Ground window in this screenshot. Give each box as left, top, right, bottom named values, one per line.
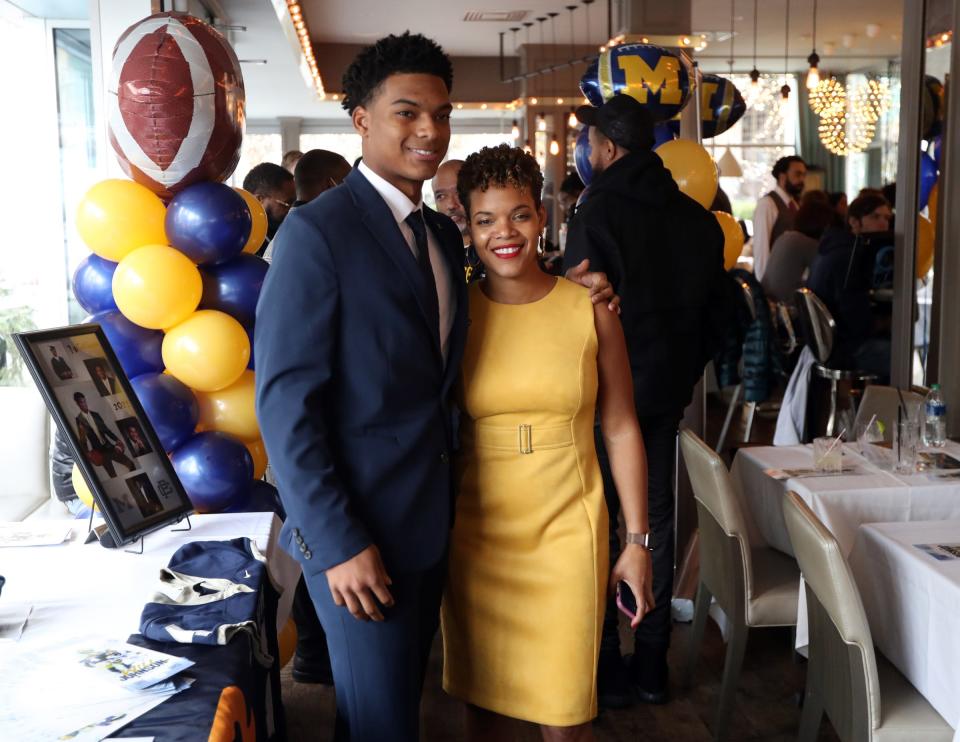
left=707, top=74, right=799, bottom=222
left=233, top=132, right=283, bottom=187
left=299, top=132, right=363, bottom=166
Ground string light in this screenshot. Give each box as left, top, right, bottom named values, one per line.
left=285, top=1, right=324, bottom=97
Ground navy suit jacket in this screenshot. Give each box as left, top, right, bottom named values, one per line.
left=255, top=167, right=469, bottom=577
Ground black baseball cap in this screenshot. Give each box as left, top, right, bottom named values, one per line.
left=576, top=94, right=655, bottom=152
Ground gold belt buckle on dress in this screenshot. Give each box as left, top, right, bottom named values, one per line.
left=518, top=424, right=533, bottom=454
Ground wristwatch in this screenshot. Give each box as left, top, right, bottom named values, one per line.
left=625, top=532, right=653, bottom=550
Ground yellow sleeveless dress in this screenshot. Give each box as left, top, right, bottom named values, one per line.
left=442, top=278, right=609, bottom=726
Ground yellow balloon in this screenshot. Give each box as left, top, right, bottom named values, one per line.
left=927, top=182, right=939, bottom=225
left=76, top=179, right=167, bottom=262
left=163, top=310, right=251, bottom=392
left=71, top=464, right=97, bottom=510
left=235, top=188, right=268, bottom=255
left=656, top=139, right=719, bottom=209
left=917, top=213, right=935, bottom=279
left=113, top=245, right=203, bottom=330
left=278, top=617, right=297, bottom=667
left=196, top=370, right=260, bottom=442
left=713, top=211, right=744, bottom=270
left=245, top=438, right=268, bottom=480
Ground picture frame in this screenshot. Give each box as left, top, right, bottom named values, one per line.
left=14, top=325, right=193, bottom=547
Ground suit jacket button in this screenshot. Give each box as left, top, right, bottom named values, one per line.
left=303, top=550, right=312, bottom=559
left=300, top=543, right=307, bottom=552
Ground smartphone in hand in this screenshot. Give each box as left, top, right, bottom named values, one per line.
left=616, top=581, right=637, bottom=621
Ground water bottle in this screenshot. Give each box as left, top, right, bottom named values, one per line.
left=924, top=384, right=947, bottom=447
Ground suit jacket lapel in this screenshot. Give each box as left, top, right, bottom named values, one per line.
left=345, top=170, right=442, bottom=365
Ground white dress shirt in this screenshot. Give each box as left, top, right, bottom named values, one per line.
left=358, top=161, right=455, bottom=362
left=751, top=184, right=797, bottom=281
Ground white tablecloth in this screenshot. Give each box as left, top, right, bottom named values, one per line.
left=849, top=521, right=960, bottom=739
left=729, top=443, right=960, bottom=647
left=0, top=512, right=300, bottom=644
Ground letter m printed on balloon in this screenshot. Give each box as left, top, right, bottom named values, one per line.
left=108, top=12, right=245, bottom=200
left=590, top=44, right=693, bottom=123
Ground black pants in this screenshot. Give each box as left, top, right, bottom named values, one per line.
left=598, top=412, right=680, bottom=679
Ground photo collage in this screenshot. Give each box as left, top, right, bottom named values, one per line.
left=31, top=333, right=180, bottom=530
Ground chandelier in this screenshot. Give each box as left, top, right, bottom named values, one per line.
left=811, top=76, right=891, bottom=156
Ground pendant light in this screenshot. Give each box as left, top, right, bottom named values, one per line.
left=749, top=0, right=760, bottom=86
left=781, top=0, right=791, bottom=99
left=537, top=113, right=548, bottom=131
left=549, top=138, right=561, bottom=156
left=511, top=120, right=521, bottom=139
left=567, top=4, right=579, bottom=128
left=718, top=1, right=743, bottom=178
left=806, top=0, right=820, bottom=89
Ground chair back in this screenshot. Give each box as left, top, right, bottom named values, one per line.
left=853, top=386, right=924, bottom=441
left=680, top=430, right=755, bottom=617
left=794, top=287, right=835, bottom=364
left=782, top=492, right=881, bottom=734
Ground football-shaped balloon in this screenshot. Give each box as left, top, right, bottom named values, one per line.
left=700, top=74, right=746, bottom=138
left=108, top=12, right=245, bottom=200
left=579, top=43, right=693, bottom=122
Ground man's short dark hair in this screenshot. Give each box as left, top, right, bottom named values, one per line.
left=560, top=172, right=584, bottom=196
left=73, top=392, right=85, bottom=402
left=341, top=32, right=453, bottom=114
left=242, top=162, right=293, bottom=198
left=294, top=149, right=351, bottom=198
left=772, top=155, right=805, bottom=178
left=848, top=193, right=889, bottom=223
left=457, top=144, right=544, bottom=216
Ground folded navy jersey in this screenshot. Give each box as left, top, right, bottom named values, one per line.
left=140, top=537, right=272, bottom=664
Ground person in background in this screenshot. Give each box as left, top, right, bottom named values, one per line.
left=432, top=159, right=483, bottom=282
left=557, top=172, right=585, bottom=225
left=293, top=149, right=352, bottom=207
left=282, top=149, right=303, bottom=174
left=806, top=192, right=893, bottom=380
left=882, top=182, right=896, bottom=211
left=242, top=163, right=296, bottom=256
left=51, top=428, right=84, bottom=516
left=828, top=190, right=848, bottom=222
left=564, top=94, right=727, bottom=708
left=751, top=155, right=807, bottom=281
left=762, top=192, right=839, bottom=303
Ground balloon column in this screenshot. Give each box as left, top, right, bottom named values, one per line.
left=71, top=12, right=275, bottom=514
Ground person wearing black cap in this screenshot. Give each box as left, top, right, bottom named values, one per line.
left=564, top=93, right=727, bottom=708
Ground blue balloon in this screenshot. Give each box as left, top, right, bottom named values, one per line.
left=165, top=182, right=252, bottom=265
left=919, top=152, right=938, bottom=211
left=130, top=373, right=199, bottom=451
left=86, top=310, right=163, bottom=377
left=574, top=128, right=593, bottom=186
left=72, top=255, right=118, bottom=314
left=200, top=254, right=269, bottom=327
left=700, top=74, right=746, bottom=138
left=172, top=432, right=254, bottom=513
left=579, top=43, right=693, bottom=122
left=653, top=123, right=675, bottom=149
left=223, top=480, right=286, bottom=519
left=245, top=326, right=255, bottom=370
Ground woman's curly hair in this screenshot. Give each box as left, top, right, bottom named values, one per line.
left=456, top=144, right=544, bottom=216
left=341, top=33, right=453, bottom=113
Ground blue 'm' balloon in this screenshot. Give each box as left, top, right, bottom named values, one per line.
left=86, top=310, right=163, bottom=378
left=574, top=128, right=593, bottom=186
left=130, top=373, right=199, bottom=451
left=701, top=74, right=746, bottom=138
left=919, top=152, right=938, bottom=211
left=171, top=432, right=254, bottom=513
left=200, top=254, right=269, bottom=327
left=72, top=255, right=118, bottom=314
left=223, top=480, right=285, bottom=519
left=579, top=43, right=693, bottom=122
left=165, top=182, right=252, bottom=266
left=653, top=123, right=675, bottom=149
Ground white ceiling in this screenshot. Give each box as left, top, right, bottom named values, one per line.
left=226, top=0, right=916, bottom=121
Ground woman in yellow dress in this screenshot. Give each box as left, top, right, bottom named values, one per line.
left=442, top=144, right=654, bottom=741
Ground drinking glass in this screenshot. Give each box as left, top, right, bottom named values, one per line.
left=894, top=419, right=920, bottom=474
left=813, top=436, right=843, bottom=473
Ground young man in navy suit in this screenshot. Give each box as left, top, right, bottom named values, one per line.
left=255, top=33, right=614, bottom=741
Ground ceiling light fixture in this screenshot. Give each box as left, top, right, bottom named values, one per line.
left=549, top=137, right=560, bottom=156
left=568, top=109, right=578, bottom=128
left=781, top=0, right=791, bottom=99
left=285, top=1, right=324, bottom=97
left=806, top=0, right=820, bottom=90
left=511, top=119, right=521, bottom=139
left=749, top=0, right=761, bottom=87
left=537, top=113, right=548, bottom=131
